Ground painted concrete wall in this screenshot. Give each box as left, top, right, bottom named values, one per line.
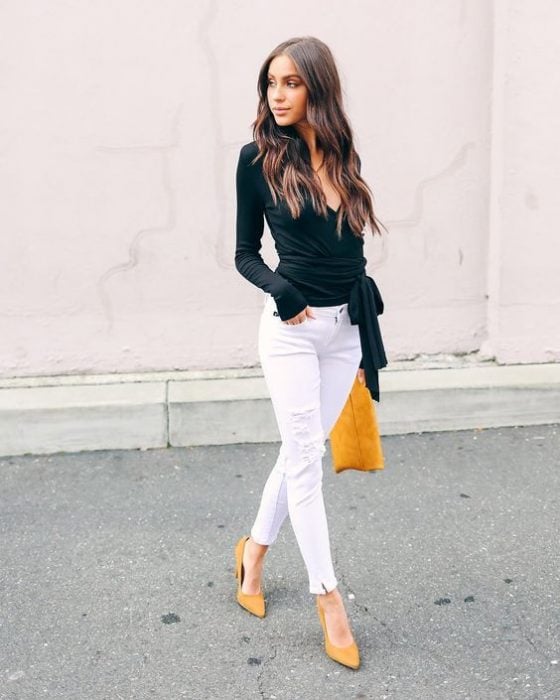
left=482, top=0, right=560, bottom=363
left=0, top=0, right=557, bottom=379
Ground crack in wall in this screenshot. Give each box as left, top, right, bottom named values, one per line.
left=380, top=142, right=475, bottom=270
left=95, top=105, right=182, bottom=332
left=196, top=0, right=232, bottom=272
left=386, top=142, right=475, bottom=231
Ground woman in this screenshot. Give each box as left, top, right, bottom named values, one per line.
left=233, top=36, right=387, bottom=670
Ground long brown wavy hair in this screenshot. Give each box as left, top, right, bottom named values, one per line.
left=250, top=36, right=387, bottom=239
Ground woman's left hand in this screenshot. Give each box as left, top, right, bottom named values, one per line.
left=357, top=368, right=365, bottom=385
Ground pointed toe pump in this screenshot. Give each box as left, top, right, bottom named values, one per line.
left=234, top=535, right=265, bottom=618
left=316, top=596, right=360, bottom=670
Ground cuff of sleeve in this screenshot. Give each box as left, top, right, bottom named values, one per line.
left=359, top=357, right=364, bottom=369
left=274, top=284, right=308, bottom=321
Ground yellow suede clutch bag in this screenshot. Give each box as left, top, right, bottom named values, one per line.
left=329, top=376, right=384, bottom=473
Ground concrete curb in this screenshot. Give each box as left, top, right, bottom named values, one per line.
left=1, top=361, right=559, bottom=457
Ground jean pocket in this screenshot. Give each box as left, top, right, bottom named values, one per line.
left=281, top=315, right=310, bottom=327
left=269, top=300, right=308, bottom=326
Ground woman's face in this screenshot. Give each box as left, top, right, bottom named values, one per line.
left=267, top=54, right=308, bottom=127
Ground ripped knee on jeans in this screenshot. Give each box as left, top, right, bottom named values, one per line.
left=289, top=403, right=326, bottom=467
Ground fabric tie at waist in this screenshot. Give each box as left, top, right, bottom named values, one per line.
left=347, top=272, right=388, bottom=402
left=276, top=255, right=388, bottom=402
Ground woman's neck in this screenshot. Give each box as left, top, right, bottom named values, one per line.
left=295, top=122, right=320, bottom=160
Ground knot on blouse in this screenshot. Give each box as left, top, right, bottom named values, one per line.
left=348, top=272, right=388, bottom=402
left=276, top=254, right=388, bottom=402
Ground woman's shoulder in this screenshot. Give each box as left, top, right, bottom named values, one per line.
left=239, top=140, right=261, bottom=164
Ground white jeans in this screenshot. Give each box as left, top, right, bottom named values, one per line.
left=250, top=293, right=362, bottom=594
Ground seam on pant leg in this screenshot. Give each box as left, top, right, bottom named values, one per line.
left=252, top=473, right=287, bottom=545
left=251, top=449, right=288, bottom=545
left=267, top=454, right=288, bottom=539
left=311, top=577, right=338, bottom=595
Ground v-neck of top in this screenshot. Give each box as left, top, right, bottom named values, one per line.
left=235, top=140, right=364, bottom=309
left=314, top=171, right=340, bottom=216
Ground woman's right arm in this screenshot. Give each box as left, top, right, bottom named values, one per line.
left=234, top=145, right=308, bottom=321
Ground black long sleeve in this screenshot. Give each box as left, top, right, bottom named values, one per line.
left=234, top=144, right=308, bottom=320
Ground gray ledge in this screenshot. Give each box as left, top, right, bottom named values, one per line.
left=0, top=361, right=559, bottom=457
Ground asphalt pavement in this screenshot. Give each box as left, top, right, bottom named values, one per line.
left=1, top=424, right=559, bottom=700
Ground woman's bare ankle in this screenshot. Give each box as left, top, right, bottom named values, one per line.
left=247, top=536, right=269, bottom=561
left=317, top=587, right=342, bottom=605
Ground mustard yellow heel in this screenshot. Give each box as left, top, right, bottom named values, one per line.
left=234, top=535, right=265, bottom=618
left=316, top=596, right=360, bottom=669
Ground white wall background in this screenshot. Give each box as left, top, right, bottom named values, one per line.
left=0, top=0, right=558, bottom=379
